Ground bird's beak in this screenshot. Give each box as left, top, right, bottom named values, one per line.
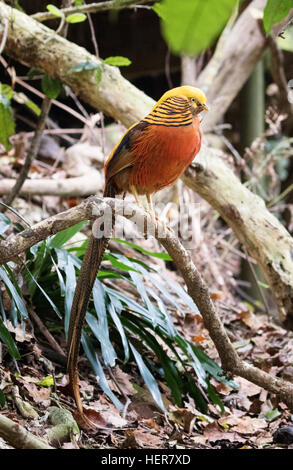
left=194, top=103, right=209, bottom=115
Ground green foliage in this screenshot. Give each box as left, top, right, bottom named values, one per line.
left=263, top=0, right=292, bottom=34
left=112, top=238, right=172, bottom=260
left=0, top=218, right=237, bottom=413
left=41, top=75, right=63, bottom=99
left=277, top=25, right=293, bottom=51
left=0, top=389, right=7, bottom=407
left=13, top=92, right=41, bottom=116
left=68, top=59, right=103, bottom=82
left=66, top=13, right=87, bottom=23
left=153, top=0, right=239, bottom=55
left=46, top=4, right=63, bottom=18
left=0, top=84, right=15, bottom=150
left=36, top=376, right=54, bottom=386
left=0, top=318, right=21, bottom=359
left=68, top=55, right=131, bottom=84
left=46, top=4, right=86, bottom=23
left=104, top=56, right=132, bottom=67
left=0, top=83, right=40, bottom=118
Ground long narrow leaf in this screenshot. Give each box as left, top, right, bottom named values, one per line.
left=49, top=221, right=88, bottom=249
left=112, top=238, right=172, bottom=260
left=107, top=300, right=129, bottom=362
left=129, top=342, right=166, bottom=413
left=122, top=314, right=183, bottom=406
left=0, top=319, right=20, bottom=359
left=0, top=267, right=28, bottom=318
left=91, top=281, right=116, bottom=367
left=24, top=266, right=61, bottom=318
left=81, top=332, right=123, bottom=410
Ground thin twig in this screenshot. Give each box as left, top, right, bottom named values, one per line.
left=0, top=0, right=74, bottom=211
left=29, top=307, right=66, bottom=358
left=1, top=97, right=52, bottom=210
left=243, top=246, right=271, bottom=316
left=165, top=47, right=173, bottom=89
left=32, top=0, right=154, bottom=22
left=0, top=54, right=88, bottom=125
left=86, top=6, right=99, bottom=57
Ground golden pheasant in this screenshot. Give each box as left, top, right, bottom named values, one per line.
left=67, top=86, right=208, bottom=425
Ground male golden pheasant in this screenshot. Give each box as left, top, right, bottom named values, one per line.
left=67, top=86, right=208, bottom=423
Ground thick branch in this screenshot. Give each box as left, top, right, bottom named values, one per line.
left=1, top=197, right=293, bottom=408
left=199, top=0, right=268, bottom=131
left=0, top=196, right=99, bottom=263
left=0, top=172, right=103, bottom=197
left=0, top=2, right=155, bottom=129
left=0, top=414, right=53, bottom=449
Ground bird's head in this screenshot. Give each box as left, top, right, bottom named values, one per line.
left=156, top=86, right=209, bottom=115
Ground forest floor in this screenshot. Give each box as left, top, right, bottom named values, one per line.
left=1, top=295, right=293, bottom=450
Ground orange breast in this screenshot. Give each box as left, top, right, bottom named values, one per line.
left=130, top=119, right=201, bottom=194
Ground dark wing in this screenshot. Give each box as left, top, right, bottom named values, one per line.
left=105, top=120, right=149, bottom=182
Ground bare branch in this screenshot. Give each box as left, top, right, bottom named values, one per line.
left=32, top=0, right=153, bottom=23
left=182, top=147, right=293, bottom=328
left=1, top=98, right=52, bottom=210
left=0, top=414, right=53, bottom=449
left=0, top=196, right=99, bottom=264
left=0, top=2, right=155, bottom=129
left=0, top=172, right=103, bottom=198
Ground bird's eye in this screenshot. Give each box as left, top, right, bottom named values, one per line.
left=191, top=98, right=195, bottom=102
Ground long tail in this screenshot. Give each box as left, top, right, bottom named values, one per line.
left=67, top=182, right=118, bottom=416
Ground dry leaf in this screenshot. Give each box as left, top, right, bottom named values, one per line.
left=210, top=291, right=223, bottom=301
left=6, top=320, right=32, bottom=343
left=203, top=422, right=245, bottom=444
left=109, top=366, right=136, bottom=396
left=122, top=430, right=163, bottom=449
left=219, top=415, right=267, bottom=435
left=235, top=377, right=262, bottom=397
left=141, top=418, right=160, bottom=432
left=87, top=399, right=128, bottom=429
left=21, top=381, right=51, bottom=406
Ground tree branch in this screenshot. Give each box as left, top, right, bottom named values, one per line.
left=182, top=147, right=293, bottom=328
left=0, top=172, right=103, bottom=198
left=0, top=196, right=99, bottom=264
left=1, top=98, right=52, bottom=210
left=32, top=0, right=152, bottom=23
left=0, top=413, right=53, bottom=449
left=0, top=2, right=155, bottom=129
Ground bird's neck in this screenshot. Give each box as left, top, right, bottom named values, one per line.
left=143, top=97, right=193, bottom=127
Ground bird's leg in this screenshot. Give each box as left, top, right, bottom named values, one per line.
left=147, top=194, right=173, bottom=233
left=130, top=185, right=144, bottom=210
left=146, top=193, right=156, bottom=221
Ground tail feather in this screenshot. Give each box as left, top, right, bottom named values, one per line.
left=67, top=182, right=118, bottom=417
